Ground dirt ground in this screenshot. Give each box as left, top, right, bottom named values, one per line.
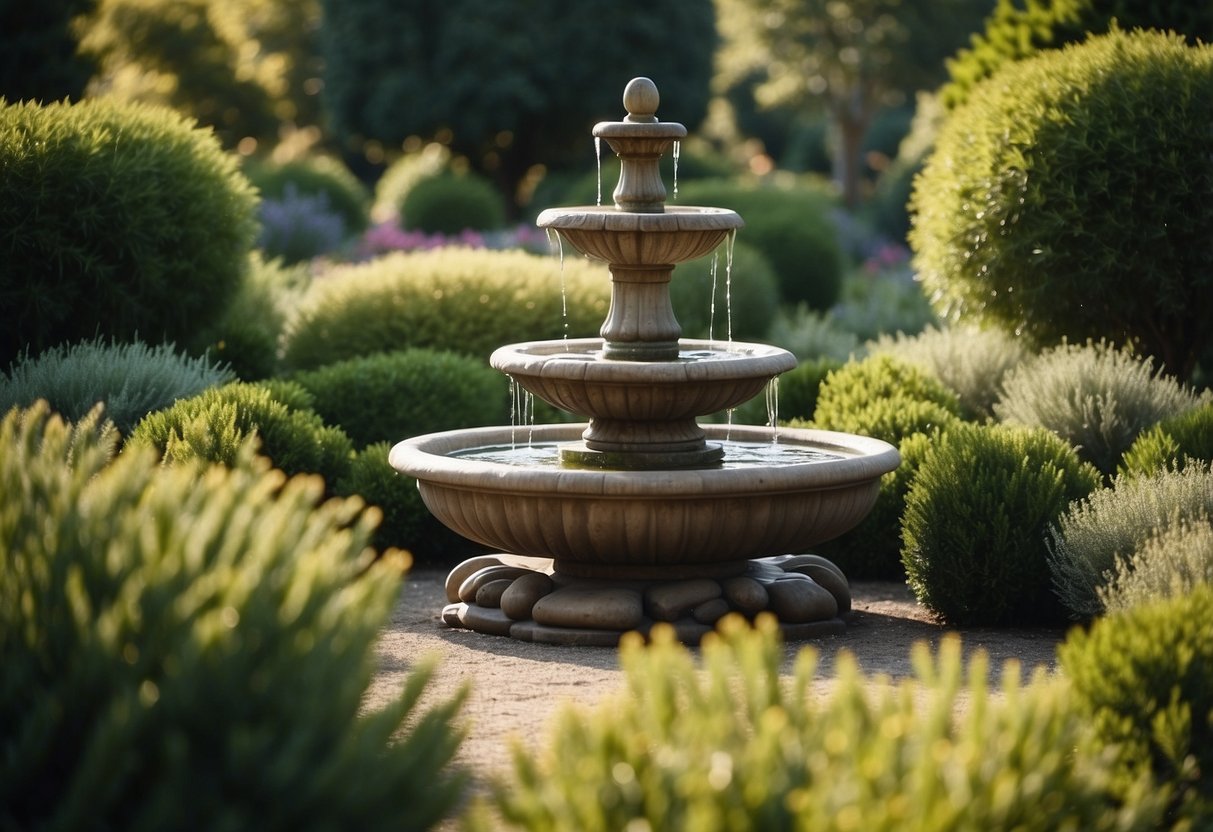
left=365, top=567, right=1070, bottom=796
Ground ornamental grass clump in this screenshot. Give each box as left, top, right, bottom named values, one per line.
left=1059, top=583, right=1213, bottom=827
left=476, top=616, right=1162, bottom=831
left=0, top=403, right=466, bottom=830
left=128, top=381, right=354, bottom=489
left=1098, top=519, right=1213, bottom=614
left=902, top=423, right=1102, bottom=626
left=280, top=248, right=610, bottom=370
left=292, top=348, right=508, bottom=449
left=868, top=325, right=1029, bottom=421
left=912, top=29, right=1213, bottom=381
left=0, top=337, right=234, bottom=436
left=994, top=340, right=1200, bottom=477
left=0, top=98, right=258, bottom=367
left=1048, top=462, right=1213, bottom=619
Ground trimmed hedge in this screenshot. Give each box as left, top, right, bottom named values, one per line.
left=402, top=171, right=506, bottom=234
left=280, top=248, right=610, bottom=370
left=0, top=402, right=466, bottom=830
left=0, top=98, right=258, bottom=367
left=292, top=349, right=508, bottom=449
left=677, top=178, right=846, bottom=310
left=912, top=29, right=1213, bottom=381
left=902, top=423, right=1102, bottom=626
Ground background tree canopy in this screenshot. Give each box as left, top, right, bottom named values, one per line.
left=320, top=0, right=717, bottom=210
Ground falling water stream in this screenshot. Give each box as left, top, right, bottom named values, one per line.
left=672, top=140, right=680, bottom=199
left=594, top=136, right=602, bottom=207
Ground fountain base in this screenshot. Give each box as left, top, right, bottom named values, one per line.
left=559, top=440, right=725, bottom=470
left=440, top=552, right=851, bottom=646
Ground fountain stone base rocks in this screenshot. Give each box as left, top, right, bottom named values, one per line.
left=390, top=78, right=899, bottom=645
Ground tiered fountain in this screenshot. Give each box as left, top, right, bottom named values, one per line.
left=390, top=78, right=899, bottom=645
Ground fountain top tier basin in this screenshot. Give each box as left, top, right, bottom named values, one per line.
left=389, top=423, right=900, bottom=579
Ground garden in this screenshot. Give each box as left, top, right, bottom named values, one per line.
left=3, top=0, right=1213, bottom=829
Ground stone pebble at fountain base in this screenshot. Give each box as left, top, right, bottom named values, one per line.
left=441, top=553, right=851, bottom=646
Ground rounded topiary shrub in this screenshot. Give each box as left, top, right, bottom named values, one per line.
left=677, top=178, right=845, bottom=310
left=911, top=29, right=1213, bottom=381
left=0, top=98, right=258, bottom=367
left=335, top=442, right=485, bottom=564
left=902, top=423, right=1102, bottom=626
left=280, top=249, right=610, bottom=371
left=243, top=154, right=370, bottom=234
left=0, top=337, right=234, bottom=436
left=994, top=341, right=1200, bottom=477
left=0, top=403, right=466, bottom=831
left=1120, top=400, right=1213, bottom=478
left=868, top=325, right=1029, bottom=421
left=292, top=349, right=508, bottom=449
left=1048, top=462, right=1213, bottom=620
left=1059, top=583, right=1213, bottom=825
left=670, top=239, right=779, bottom=341
left=812, top=354, right=963, bottom=433
left=128, top=381, right=354, bottom=489
left=402, top=171, right=506, bottom=234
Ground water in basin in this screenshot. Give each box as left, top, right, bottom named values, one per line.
left=451, top=439, right=846, bottom=469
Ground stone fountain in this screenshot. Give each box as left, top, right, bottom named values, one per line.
left=390, top=78, right=899, bottom=645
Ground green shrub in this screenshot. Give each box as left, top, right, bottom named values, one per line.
left=0, top=98, right=258, bottom=368
left=1099, top=519, right=1213, bottom=614
left=812, top=354, right=962, bottom=433
left=0, top=337, right=234, bottom=437
left=670, top=239, right=779, bottom=341
left=903, top=423, right=1102, bottom=626
left=280, top=248, right=609, bottom=370
left=402, top=171, right=506, bottom=234
left=828, top=266, right=937, bottom=345
left=0, top=402, right=466, bottom=830
left=293, top=349, right=508, bottom=449
left=912, top=30, right=1213, bottom=381
left=1120, top=401, right=1213, bottom=478
left=994, top=341, right=1199, bottom=477
left=189, top=252, right=310, bottom=381
left=677, top=179, right=845, bottom=310
left=869, top=325, right=1029, bottom=421
left=1048, top=463, right=1213, bottom=619
left=128, top=381, right=354, bottom=489
left=243, top=154, right=370, bottom=234
left=766, top=304, right=861, bottom=363
left=335, top=442, right=484, bottom=563
left=476, top=617, right=1161, bottom=831
left=1059, top=583, right=1213, bottom=825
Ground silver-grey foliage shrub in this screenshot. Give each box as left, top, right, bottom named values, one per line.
left=1098, top=518, right=1213, bottom=614
left=1048, top=462, right=1213, bottom=618
left=869, top=325, right=1028, bottom=420
left=0, top=337, right=234, bottom=436
left=994, top=340, right=1200, bottom=476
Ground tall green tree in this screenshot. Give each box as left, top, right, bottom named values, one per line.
left=75, top=0, right=323, bottom=149
left=718, top=0, right=992, bottom=208
left=320, top=0, right=717, bottom=212
left=941, top=0, right=1213, bottom=110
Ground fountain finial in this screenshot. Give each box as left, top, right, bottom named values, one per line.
left=623, top=77, right=659, bottom=123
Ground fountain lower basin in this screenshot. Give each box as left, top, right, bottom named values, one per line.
left=389, top=422, right=899, bottom=580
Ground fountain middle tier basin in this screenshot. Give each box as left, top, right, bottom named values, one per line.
left=389, top=423, right=900, bottom=579
left=491, top=338, right=796, bottom=421
left=537, top=205, right=743, bottom=265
